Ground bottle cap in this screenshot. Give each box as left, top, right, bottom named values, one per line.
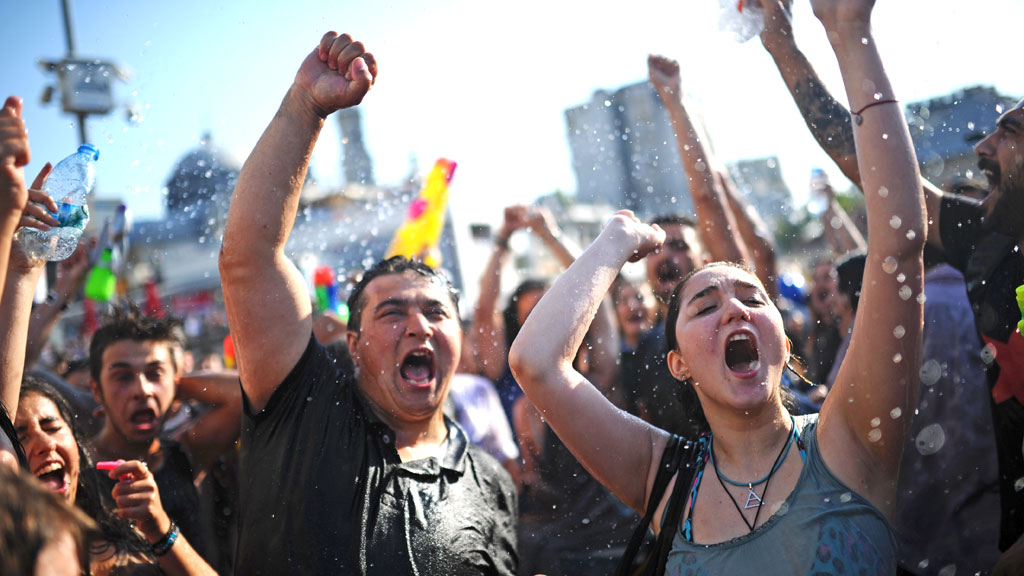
left=78, top=143, right=100, bottom=161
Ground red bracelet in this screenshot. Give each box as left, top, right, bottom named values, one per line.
left=851, top=99, right=898, bottom=125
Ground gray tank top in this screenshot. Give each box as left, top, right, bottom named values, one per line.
left=665, top=415, right=896, bottom=575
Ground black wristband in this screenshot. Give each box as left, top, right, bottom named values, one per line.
left=150, top=521, right=179, bottom=557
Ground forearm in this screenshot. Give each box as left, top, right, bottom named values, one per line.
left=222, top=85, right=323, bottom=264
left=24, top=294, right=65, bottom=369
left=823, top=198, right=866, bottom=255
left=511, top=231, right=629, bottom=389
left=660, top=97, right=746, bottom=264
left=722, top=176, right=777, bottom=297
left=472, top=244, right=510, bottom=381
left=831, top=28, right=924, bottom=257
left=764, top=36, right=861, bottom=185
left=0, top=264, right=43, bottom=413
left=587, top=296, right=625, bottom=408
left=536, top=225, right=576, bottom=269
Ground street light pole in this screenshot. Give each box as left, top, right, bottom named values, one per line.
left=60, top=0, right=89, bottom=145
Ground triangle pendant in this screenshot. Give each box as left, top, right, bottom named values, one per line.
left=744, top=485, right=763, bottom=509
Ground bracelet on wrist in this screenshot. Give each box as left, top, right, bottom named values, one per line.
left=494, top=236, right=509, bottom=251
left=149, top=521, right=179, bottom=557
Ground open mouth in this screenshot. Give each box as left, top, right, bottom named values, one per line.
left=725, top=333, right=760, bottom=375
left=129, top=408, right=158, bottom=431
left=35, top=462, right=68, bottom=493
left=400, top=349, right=436, bottom=387
left=657, top=261, right=682, bottom=285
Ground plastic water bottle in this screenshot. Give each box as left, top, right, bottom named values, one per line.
left=17, top=144, right=99, bottom=261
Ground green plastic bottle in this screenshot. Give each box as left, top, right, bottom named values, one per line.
left=1016, top=285, right=1024, bottom=338
left=85, top=248, right=117, bottom=302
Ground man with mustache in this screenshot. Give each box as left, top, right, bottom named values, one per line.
left=758, top=0, right=1024, bottom=565
left=219, top=31, right=517, bottom=574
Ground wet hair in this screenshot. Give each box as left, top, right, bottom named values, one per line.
left=502, top=279, right=549, bottom=347
left=0, top=464, right=98, bottom=575
left=0, top=401, right=29, bottom=470
left=835, top=252, right=867, bottom=313
left=346, top=256, right=460, bottom=336
left=89, top=301, right=186, bottom=385
left=18, top=376, right=153, bottom=564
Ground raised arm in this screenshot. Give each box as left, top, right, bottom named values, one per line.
left=0, top=97, right=31, bottom=305
left=648, top=56, right=748, bottom=265
left=219, top=32, right=376, bottom=412
left=471, top=205, right=577, bottom=382
left=509, top=211, right=669, bottom=515
left=811, top=0, right=926, bottom=516
left=172, top=370, right=242, bottom=475
left=0, top=162, right=54, bottom=416
left=24, top=238, right=90, bottom=368
left=820, top=185, right=867, bottom=256
left=759, top=0, right=947, bottom=251
left=718, top=172, right=779, bottom=300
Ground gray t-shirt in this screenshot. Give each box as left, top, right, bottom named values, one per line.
left=665, top=415, right=896, bottom=575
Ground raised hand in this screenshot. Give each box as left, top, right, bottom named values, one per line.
left=647, top=55, right=682, bottom=99
left=294, top=31, right=378, bottom=118
left=107, top=460, right=172, bottom=543
left=18, top=164, right=58, bottom=232
left=602, top=210, right=666, bottom=263
left=0, top=96, right=30, bottom=220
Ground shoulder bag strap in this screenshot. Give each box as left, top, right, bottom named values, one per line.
left=613, top=435, right=684, bottom=576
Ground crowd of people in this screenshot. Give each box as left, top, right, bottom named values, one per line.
left=1, top=0, right=1023, bottom=574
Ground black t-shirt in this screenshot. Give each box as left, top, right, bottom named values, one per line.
left=233, top=334, right=518, bottom=575
left=940, top=195, right=1024, bottom=550
left=627, top=322, right=704, bottom=438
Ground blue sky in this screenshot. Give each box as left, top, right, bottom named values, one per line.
left=3, top=0, right=1023, bottom=230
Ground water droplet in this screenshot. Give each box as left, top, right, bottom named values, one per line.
left=882, top=133, right=889, bottom=140
left=981, top=343, right=997, bottom=365
left=915, top=423, right=946, bottom=455
left=882, top=256, right=898, bottom=274
left=870, top=417, right=881, bottom=427
left=839, top=492, right=852, bottom=503
left=893, top=353, right=902, bottom=363
left=1015, top=477, right=1024, bottom=492
left=893, top=325, right=905, bottom=339
left=890, top=216, right=902, bottom=229
left=861, top=37, right=869, bottom=45
left=937, top=565, right=956, bottom=576
left=906, top=229, right=917, bottom=240
left=917, top=293, right=927, bottom=304
left=920, top=359, right=942, bottom=386
left=868, top=428, right=882, bottom=442
left=899, top=286, right=912, bottom=300
left=830, top=216, right=843, bottom=230
left=896, top=273, right=906, bottom=283
left=890, top=407, right=902, bottom=419
left=873, top=92, right=883, bottom=100
left=877, top=186, right=889, bottom=198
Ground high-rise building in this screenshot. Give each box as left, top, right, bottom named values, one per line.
left=565, top=82, right=692, bottom=219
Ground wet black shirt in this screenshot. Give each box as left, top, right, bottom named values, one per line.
left=940, top=195, right=1024, bottom=550
left=233, top=334, right=518, bottom=575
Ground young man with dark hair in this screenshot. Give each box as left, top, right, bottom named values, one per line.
left=219, top=31, right=517, bottom=574
left=87, top=302, right=242, bottom=561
